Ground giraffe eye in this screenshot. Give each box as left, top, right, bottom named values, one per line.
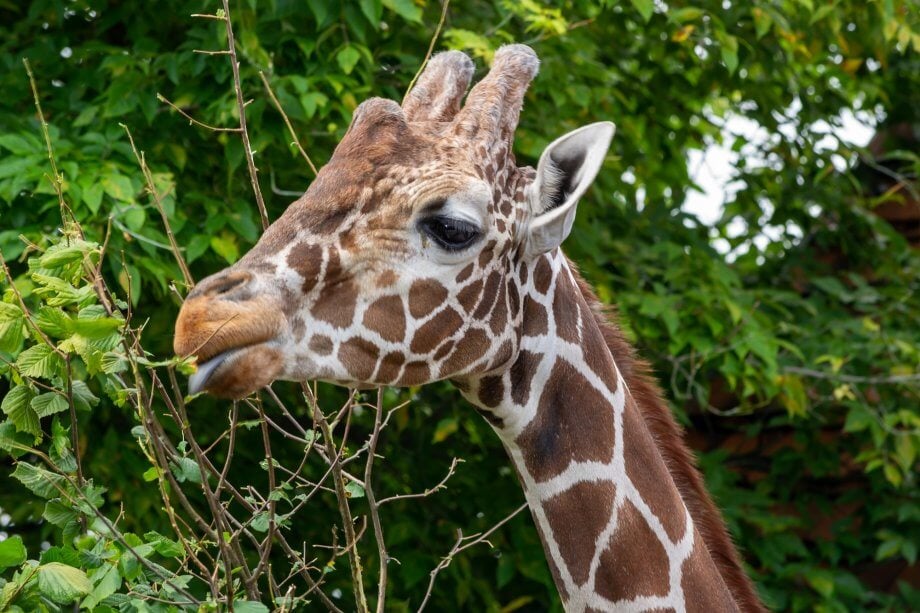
left=418, top=216, right=481, bottom=251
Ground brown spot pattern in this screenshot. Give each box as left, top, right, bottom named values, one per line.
left=410, top=307, right=462, bottom=354
left=309, top=335, right=334, bottom=356
left=363, top=295, right=406, bottom=343
left=338, top=337, right=380, bottom=381
left=477, top=375, right=504, bottom=408
left=312, top=280, right=359, bottom=328
left=522, top=296, right=548, bottom=336
left=509, top=350, right=540, bottom=406
left=376, top=351, right=404, bottom=383
left=441, top=328, right=489, bottom=374
left=533, top=256, right=553, bottom=294
left=287, top=243, right=323, bottom=293
left=544, top=480, right=616, bottom=585
left=408, top=278, right=449, bottom=319
left=516, top=359, right=615, bottom=482
left=594, top=500, right=670, bottom=602
left=623, top=398, right=687, bottom=543
left=457, top=279, right=484, bottom=313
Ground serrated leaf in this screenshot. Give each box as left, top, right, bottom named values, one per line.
left=170, top=457, right=201, bottom=484
left=35, top=307, right=73, bottom=338
left=0, top=302, right=25, bottom=353
left=43, top=500, right=78, bottom=527
left=70, top=380, right=99, bottom=411
left=40, top=546, right=82, bottom=567
left=37, top=562, right=92, bottom=604
left=13, top=462, right=66, bottom=499
left=0, top=420, right=34, bottom=458
left=16, top=343, right=64, bottom=379
left=81, top=563, right=121, bottom=609
left=31, top=392, right=69, bottom=418
left=2, top=385, right=40, bottom=438
left=0, top=535, right=27, bottom=570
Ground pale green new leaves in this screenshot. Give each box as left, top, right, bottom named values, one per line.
left=37, top=562, right=92, bottom=604
left=16, top=343, right=63, bottom=379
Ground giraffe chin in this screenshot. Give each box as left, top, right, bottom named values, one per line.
left=188, top=343, right=284, bottom=399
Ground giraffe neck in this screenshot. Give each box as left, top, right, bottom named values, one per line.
left=462, top=251, right=738, bottom=612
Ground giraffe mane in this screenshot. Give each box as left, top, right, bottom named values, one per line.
left=566, top=257, right=766, bottom=612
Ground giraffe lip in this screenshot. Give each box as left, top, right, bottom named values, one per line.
left=188, top=349, right=238, bottom=395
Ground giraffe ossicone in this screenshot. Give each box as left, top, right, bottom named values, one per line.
left=173, top=44, right=764, bottom=612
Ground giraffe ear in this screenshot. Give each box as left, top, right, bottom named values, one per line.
left=524, top=122, right=615, bottom=258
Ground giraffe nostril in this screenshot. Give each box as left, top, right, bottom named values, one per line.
left=193, top=270, right=253, bottom=300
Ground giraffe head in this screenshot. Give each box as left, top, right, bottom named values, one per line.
left=173, top=45, right=613, bottom=398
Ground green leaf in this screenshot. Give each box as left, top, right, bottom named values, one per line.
left=336, top=45, right=362, bottom=75
left=0, top=302, right=25, bottom=353
left=170, top=456, right=202, bottom=484
left=344, top=481, right=365, bottom=499
left=70, top=381, right=99, bottom=411
left=31, top=392, right=69, bottom=418
left=83, top=182, right=104, bottom=214
left=251, top=511, right=270, bottom=533
left=37, top=562, right=92, bottom=604
left=233, top=601, right=270, bottom=613
left=432, top=417, right=458, bottom=443
left=12, top=462, right=66, bottom=499
left=0, top=134, right=38, bottom=155
left=630, top=0, right=654, bottom=22
left=721, top=35, right=739, bottom=74
left=81, top=563, right=121, bottom=610
left=43, top=500, right=79, bottom=528
left=359, top=0, right=383, bottom=26
left=16, top=343, right=64, bottom=379
left=35, top=307, right=73, bottom=338
left=210, top=233, right=239, bottom=264
left=383, top=0, right=422, bottom=23
left=2, top=385, right=40, bottom=438
left=0, top=420, right=34, bottom=458
left=0, top=535, right=27, bottom=570
left=669, top=7, right=704, bottom=22
left=101, top=174, right=135, bottom=202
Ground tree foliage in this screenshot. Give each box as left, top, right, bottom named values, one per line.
left=0, top=0, right=918, bottom=611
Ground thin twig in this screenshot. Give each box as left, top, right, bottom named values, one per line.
left=417, top=503, right=528, bottom=612
left=403, top=0, right=451, bottom=100
left=259, top=71, right=318, bottom=175
left=121, top=123, right=195, bottom=288
left=221, top=0, right=270, bottom=230
left=157, top=93, right=243, bottom=132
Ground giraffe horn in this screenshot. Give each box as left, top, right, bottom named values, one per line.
left=452, top=44, right=539, bottom=148
left=402, top=50, right=475, bottom=123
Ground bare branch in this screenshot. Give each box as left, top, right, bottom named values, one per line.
left=157, top=93, right=242, bottom=132
left=417, top=503, right=529, bottom=612
left=259, top=71, right=319, bottom=175
left=220, top=0, right=270, bottom=230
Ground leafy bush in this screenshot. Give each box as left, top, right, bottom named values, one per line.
left=1, top=0, right=918, bottom=611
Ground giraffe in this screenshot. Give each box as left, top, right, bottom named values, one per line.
left=173, top=45, right=765, bottom=612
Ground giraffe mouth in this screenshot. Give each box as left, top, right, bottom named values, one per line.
left=188, top=349, right=239, bottom=395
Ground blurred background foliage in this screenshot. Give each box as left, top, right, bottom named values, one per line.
left=1, top=0, right=919, bottom=610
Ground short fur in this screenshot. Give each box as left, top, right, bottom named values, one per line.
left=568, top=260, right=766, bottom=612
